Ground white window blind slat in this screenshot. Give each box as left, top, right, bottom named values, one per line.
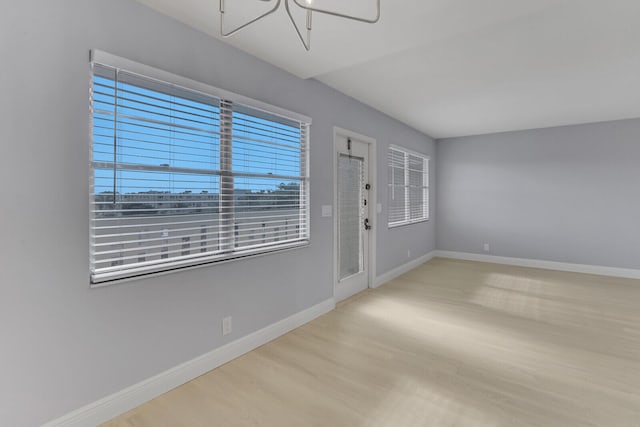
left=90, top=59, right=310, bottom=285
left=387, top=146, right=429, bottom=228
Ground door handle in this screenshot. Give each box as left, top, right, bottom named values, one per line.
left=364, top=218, right=372, bottom=231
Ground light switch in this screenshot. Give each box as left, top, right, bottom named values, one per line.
left=322, top=205, right=333, bottom=217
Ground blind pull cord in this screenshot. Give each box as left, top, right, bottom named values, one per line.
left=112, top=69, right=119, bottom=205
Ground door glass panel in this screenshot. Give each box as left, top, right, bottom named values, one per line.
left=338, top=154, right=364, bottom=280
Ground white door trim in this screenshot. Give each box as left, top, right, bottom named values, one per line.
left=333, top=127, right=377, bottom=302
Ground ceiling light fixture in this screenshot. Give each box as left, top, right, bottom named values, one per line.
left=219, top=0, right=380, bottom=51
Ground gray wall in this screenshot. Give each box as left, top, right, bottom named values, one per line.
left=0, top=1, right=435, bottom=425
left=437, top=118, right=640, bottom=270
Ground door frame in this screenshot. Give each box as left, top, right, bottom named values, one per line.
left=333, top=127, right=377, bottom=302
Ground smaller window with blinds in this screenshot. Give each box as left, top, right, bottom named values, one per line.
left=90, top=51, right=310, bottom=285
left=387, top=145, right=429, bottom=228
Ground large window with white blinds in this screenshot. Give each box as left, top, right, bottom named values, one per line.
left=387, top=145, right=429, bottom=228
left=90, top=51, right=310, bottom=285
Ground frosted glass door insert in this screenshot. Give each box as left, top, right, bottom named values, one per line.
left=338, top=154, right=364, bottom=280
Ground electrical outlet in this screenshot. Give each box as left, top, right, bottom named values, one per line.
left=222, top=316, right=232, bottom=336
left=483, top=243, right=490, bottom=252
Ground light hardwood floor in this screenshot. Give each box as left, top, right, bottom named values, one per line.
left=103, top=258, right=640, bottom=426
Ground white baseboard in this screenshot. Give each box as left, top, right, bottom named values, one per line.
left=43, top=298, right=336, bottom=427
left=373, top=251, right=436, bottom=288
left=435, top=250, right=640, bottom=280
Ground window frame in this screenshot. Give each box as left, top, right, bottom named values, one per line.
left=387, top=144, right=429, bottom=228
left=89, top=50, right=311, bottom=286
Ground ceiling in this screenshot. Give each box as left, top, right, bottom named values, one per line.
left=137, top=0, right=640, bottom=138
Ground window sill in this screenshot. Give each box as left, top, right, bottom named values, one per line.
left=388, top=218, right=430, bottom=229
left=90, top=241, right=310, bottom=288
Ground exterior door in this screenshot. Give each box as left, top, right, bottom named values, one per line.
left=335, top=134, right=371, bottom=302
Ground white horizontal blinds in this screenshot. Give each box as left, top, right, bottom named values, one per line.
left=91, top=65, right=223, bottom=282
left=230, top=105, right=309, bottom=250
left=218, top=100, right=235, bottom=254
left=387, top=147, right=429, bottom=227
left=388, top=148, right=407, bottom=225
left=90, top=60, right=310, bottom=284
left=407, top=154, right=428, bottom=221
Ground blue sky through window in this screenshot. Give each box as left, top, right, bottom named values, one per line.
left=92, top=74, right=302, bottom=197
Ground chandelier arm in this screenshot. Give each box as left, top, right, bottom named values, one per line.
left=291, top=0, right=380, bottom=24
left=285, top=0, right=311, bottom=51
left=220, top=0, right=282, bottom=37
